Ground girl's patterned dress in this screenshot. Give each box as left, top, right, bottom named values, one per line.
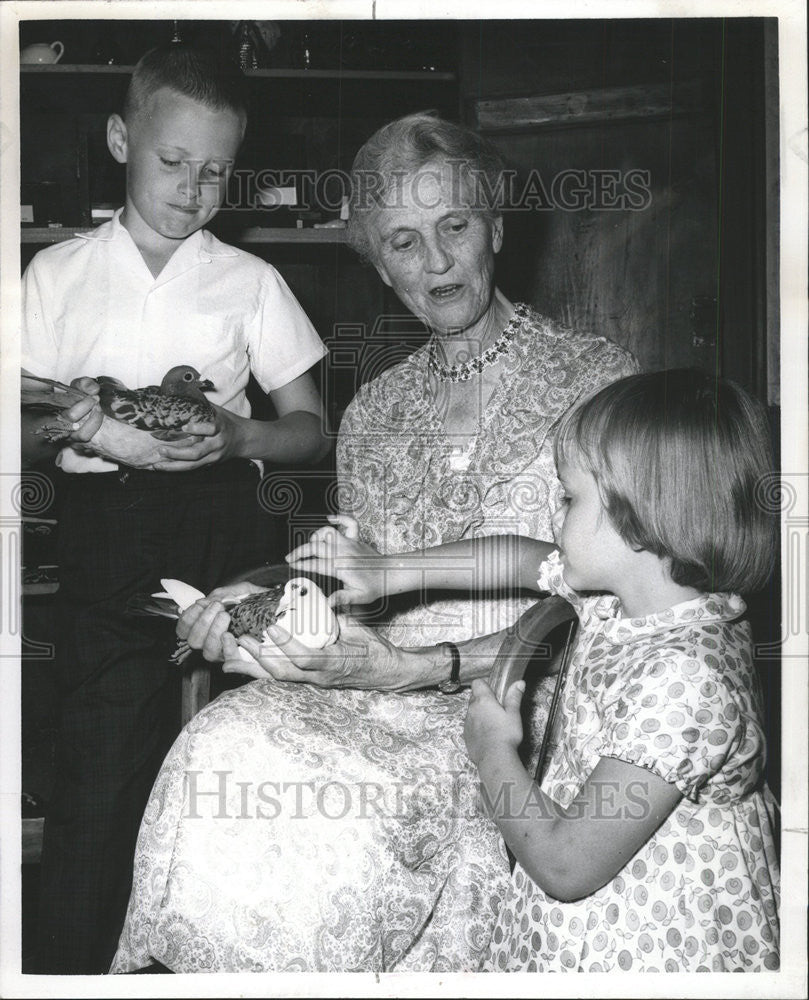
left=484, top=552, right=780, bottom=972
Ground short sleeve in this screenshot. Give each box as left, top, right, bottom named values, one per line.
left=537, top=550, right=577, bottom=600
left=246, top=265, right=327, bottom=392
left=21, top=253, right=59, bottom=377
left=575, top=336, right=641, bottom=397
left=593, top=649, right=761, bottom=802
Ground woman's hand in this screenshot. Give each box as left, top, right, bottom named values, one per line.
left=464, top=678, right=525, bottom=766
left=152, top=403, right=240, bottom=471
left=176, top=583, right=268, bottom=662
left=286, top=516, right=387, bottom=608
left=235, top=615, right=407, bottom=690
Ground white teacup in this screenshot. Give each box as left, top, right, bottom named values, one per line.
left=20, top=41, right=64, bottom=65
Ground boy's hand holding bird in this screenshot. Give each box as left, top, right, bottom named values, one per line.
left=150, top=404, right=242, bottom=471
left=21, top=365, right=219, bottom=470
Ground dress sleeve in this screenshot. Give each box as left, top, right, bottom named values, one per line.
left=593, top=648, right=759, bottom=802
left=575, top=336, right=641, bottom=397
left=21, top=253, right=59, bottom=377
left=537, top=550, right=588, bottom=613
left=246, top=265, right=327, bottom=392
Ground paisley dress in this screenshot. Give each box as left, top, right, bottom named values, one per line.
left=484, top=553, right=780, bottom=972
left=111, top=307, right=637, bottom=973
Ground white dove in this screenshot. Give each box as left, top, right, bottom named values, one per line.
left=155, top=576, right=339, bottom=666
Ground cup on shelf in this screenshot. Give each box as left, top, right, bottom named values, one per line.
left=20, top=41, right=64, bottom=65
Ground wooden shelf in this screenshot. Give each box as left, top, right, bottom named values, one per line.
left=21, top=63, right=133, bottom=74
left=20, top=64, right=455, bottom=82
left=237, top=226, right=347, bottom=243
left=22, top=227, right=348, bottom=245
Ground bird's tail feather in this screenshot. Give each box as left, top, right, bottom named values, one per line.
left=126, top=593, right=181, bottom=620
left=126, top=594, right=195, bottom=664
left=21, top=374, right=89, bottom=411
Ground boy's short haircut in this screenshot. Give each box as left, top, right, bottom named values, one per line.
left=554, top=368, right=777, bottom=594
left=124, top=42, right=248, bottom=128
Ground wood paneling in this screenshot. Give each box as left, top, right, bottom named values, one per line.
left=462, top=18, right=775, bottom=403
left=491, top=112, right=719, bottom=376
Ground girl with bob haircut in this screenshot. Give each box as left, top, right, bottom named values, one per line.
left=299, top=368, right=780, bottom=972
left=552, top=367, right=776, bottom=594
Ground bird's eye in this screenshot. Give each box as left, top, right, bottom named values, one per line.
left=299, top=586, right=308, bottom=596
left=183, top=372, right=194, bottom=382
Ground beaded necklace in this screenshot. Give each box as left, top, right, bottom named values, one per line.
left=427, top=302, right=528, bottom=383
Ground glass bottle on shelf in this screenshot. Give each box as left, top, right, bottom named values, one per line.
left=238, top=22, right=258, bottom=71
left=299, top=29, right=312, bottom=70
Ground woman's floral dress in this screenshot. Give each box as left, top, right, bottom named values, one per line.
left=484, top=552, right=780, bottom=972
left=110, top=308, right=637, bottom=973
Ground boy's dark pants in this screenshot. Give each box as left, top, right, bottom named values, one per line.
left=37, top=461, right=278, bottom=974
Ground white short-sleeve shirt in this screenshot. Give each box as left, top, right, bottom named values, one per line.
left=22, top=209, right=327, bottom=471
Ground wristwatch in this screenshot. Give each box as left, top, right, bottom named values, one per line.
left=437, top=641, right=463, bottom=694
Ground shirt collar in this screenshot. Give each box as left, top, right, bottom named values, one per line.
left=587, top=589, right=747, bottom=643
left=75, top=208, right=238, bottom=261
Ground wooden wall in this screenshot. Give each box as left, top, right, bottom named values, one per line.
left=458, top=18, right=777, bottom=403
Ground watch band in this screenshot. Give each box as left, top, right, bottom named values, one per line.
left=437, top=641, right=462, bottom=694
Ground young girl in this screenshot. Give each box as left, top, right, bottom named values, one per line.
left=286, top=369, right=780, bottom=973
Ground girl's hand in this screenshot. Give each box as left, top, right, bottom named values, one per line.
left=285, top=516, right=386, bottom=608
left=235, top=615, right=407, bottom=690
left=206, top=581, right=268, bottom=604
left=464, top=678, right=525, bottom=765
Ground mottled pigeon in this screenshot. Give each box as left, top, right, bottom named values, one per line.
left=21, top=365, right=215, bottom=442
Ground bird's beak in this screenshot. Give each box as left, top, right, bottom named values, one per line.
left=198, top=378, right=215, bottom=392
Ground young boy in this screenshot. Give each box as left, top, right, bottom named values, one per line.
left=21, top=43, right=329, bottom=974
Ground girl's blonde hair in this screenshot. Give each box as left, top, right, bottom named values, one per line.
left=554, top=369, right=776, bottom=593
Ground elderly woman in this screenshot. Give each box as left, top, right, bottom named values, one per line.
left=111, top=113, right=636, bottom=973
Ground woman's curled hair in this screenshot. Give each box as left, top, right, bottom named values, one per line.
left=346, top=111, right=506, bottom=263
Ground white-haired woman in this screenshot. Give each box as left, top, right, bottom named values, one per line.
left=112, top=113, right=637, bottom=973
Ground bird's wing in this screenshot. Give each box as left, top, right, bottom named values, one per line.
left=100, top=385, right=211, bottom=435
left=160, top=579, right=206, bottom=612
